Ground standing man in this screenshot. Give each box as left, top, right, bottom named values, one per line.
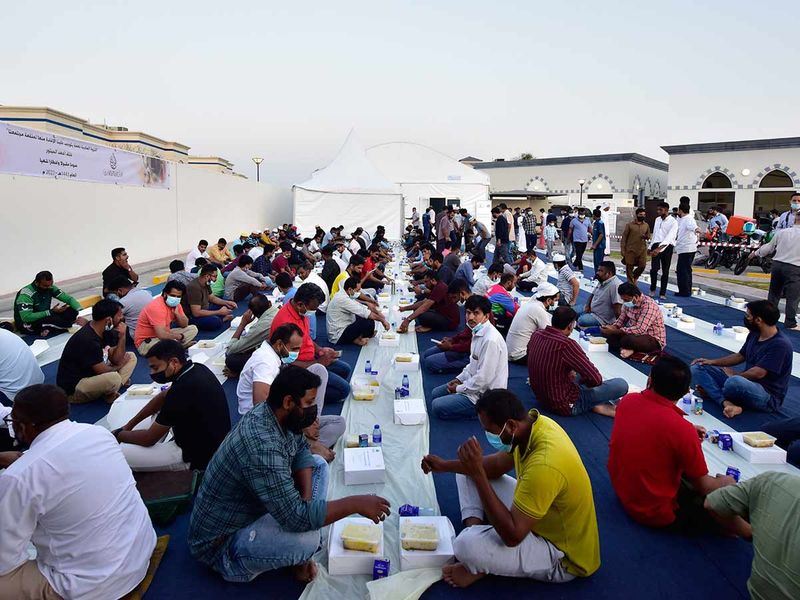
left=774, top=192, right=799, bottom=230
left=649, top=202, right=677, bottom=300
left=422, top=206, right=432, bottom=241
left=408, top=207, right=420, bottom=229
left=427, top=206, right=437, bottom=241
left=755, top=201, right=800, bottom=330
left=707, top=206, right=729, bottom=239
left=502, top=204, right=516, bottom=252
left=472, top=217, right=491, bottom=259
left=561, top=208, right=575, bottom=266
left=621, top=207, right=651, bottom=284
left=102, top=247, right=139, bottom=293
left=590, top=209, right=606, bottom=271
left=675, top=201, right=699, bottom=297
left=436, top=206, right=453, bottom=253
left=522, top=208, right=537, bottom=253
left=14, top=271, right=83, bottom=336
left=568, top=210, right=591, bottom=272
left=491, top=207, right=511, bottom=265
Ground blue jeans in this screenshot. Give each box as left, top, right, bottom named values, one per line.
left=190, top=314, right=225, bottom=331
left=431, top=383, right=476, bottom=420
left=422, top=346, right=470, bottom=374
left=212, top=455, right=328, bottom=582
left=572, top=377, right=629, bottom=415
left=593, top=247, right=605, bottom=271
left=690, top=365, right=775, bottom=411
left=325, top=359, right=352, bottom=403
left=574, top=304, right=602, bottom=328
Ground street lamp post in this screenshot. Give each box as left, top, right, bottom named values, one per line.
left=578, top=179, right=586, bottom=208
left=252, top=157, right=264, bottom=182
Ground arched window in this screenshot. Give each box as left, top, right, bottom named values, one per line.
left=701, top=172, right=733, bottom=189
left=758, top=169, right=793, bottom=188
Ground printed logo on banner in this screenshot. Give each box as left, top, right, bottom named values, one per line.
left=104, top=153, right=123, bottom=178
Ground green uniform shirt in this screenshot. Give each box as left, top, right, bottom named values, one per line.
left=706, top=472, right=800, bottom=600
left=14, top=282, right=81, bottom=329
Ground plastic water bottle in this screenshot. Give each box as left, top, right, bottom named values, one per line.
left=372, top=424, right=382, bottom=446
left=399, top=504, right=436, bottom=517
left=694, top=395, right=704, bottom=415
left=713, top=322, right=723, bottom=336
left=681, top=393, right=693, bottom=414
left=402, top=374, right=410, bottom=390
left=365, top=360, right=372, bottom=374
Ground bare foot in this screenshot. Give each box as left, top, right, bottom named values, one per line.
left=223, top=314, right=234, bottom=322
left=75, top=317, right=89, bottom=326
left=290, top=560, right=317, bottom=583
left=619, top=348, right=634, bottom=359
left=722, top=401, right=743, bottom=418
left=591, top=402, right=617, bottom=417
left=309, top=440, right=335, bottom=462
left=415, top=326, right=432, bottom=333
left=442, top=563, right=485, bottom=588
left=40, top=328, right=51, bottom=338
left=354, top=337, right=369, bottom=346
left=104, top=391, right=120, bottom=404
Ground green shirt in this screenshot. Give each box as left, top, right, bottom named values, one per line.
left=14, top=282, right=81, bottom=329
left=210, top=269, right=225, bottom=297
left=706, top=472, right=800, bottom=600
left=225, top=304, right=279, bottom=356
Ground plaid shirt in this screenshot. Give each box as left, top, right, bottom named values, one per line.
left=612, top=294, right=666, bottom=348
left=188, top=402, right=324, bottom=565
left=522, top=214, right=537, bottom=235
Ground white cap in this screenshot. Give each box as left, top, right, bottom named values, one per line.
left=535, top=282, right=559, bottom=298
left=552, top=253, right=566, bottom=263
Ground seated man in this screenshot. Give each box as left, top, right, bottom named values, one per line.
left=134, top=281, right=198, bottom=356
left=236, top=324, right=345, bottom=462
left=208, top=237, right=231, bottom=267
left=505, top=282, right=558, bottom=364
left=705, top=472, right=799, bottom=600
left=600, top=282, right=665, bottom=357
left=167, top=259, right=196, bottom=287
left=271, top=283, right=352, bottom=404
left=472, top=263, right=503, bottom=297
left=270, top=242, right=294, bottom=276
left=528, top=307, right=628, bottom=417
left=453, top=254, right=484, bottom=289
left=398, top=273, right=469, bottom=333
left=691, top=300, right=792, bottom=418
left=188, top=367, right=390, bottom=584
left=297, top=261, right=330, bottom=338
left=431, top=295, right=508, bottom=420
left=422, top=328, right=472, bottom=374
left=319, top=245, right=342, bottom=292
left=56, top=299, right=138, bottom=404
left=224, top=255, right=270, bottom=301
left=221, top=244, right=246, bottom=274
left=0, top=328, right=44, bottom=406
left=14, top=271, right=83, bottom=336
left=113, top=340, right=231, bottom=471
left=0, top=385, right=156, bottom=600
left=102, top=246, right=139, bottom=294
left=516, top=250, right=548, bottom=293
left=185, top=264, right=237, bottom=330
left=274, top=272, right=296, bottom=301
left=225, top=295, right=280, bottom=376
left=576, top=261, right=622, bottom=328
left=186, top=239, right=209, bottom=269
left=553, top=253, right=580, bottom=307
left=609, top=356, right=740, bottom=530
left=326, top=277, right=389, bottom=346
left=420, top=389, right=600, bottom=588
left=252, top=244, right=275, bottom=278
left=360, top=244, right=391, bottom=290
left=106, top=276, right=153, bottom=338
left=430, top=252, right=455, bottom=286
left=487, top=273, right=519, bottom=331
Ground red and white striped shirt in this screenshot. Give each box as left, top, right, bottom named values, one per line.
left=527, top=326, right=602, bottom=415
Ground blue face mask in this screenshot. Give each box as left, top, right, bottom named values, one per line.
left=469, top=320, right=485, bottom=334
left=281, top=350, right=300, bottom=364
left=623, top=300, right=636, bottom=308
left=485, top=423, right=513, bottom=453
left=165, top=295, right=181, bottom=308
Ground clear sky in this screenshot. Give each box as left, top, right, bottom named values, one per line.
left=3, top=0, right=798, bottom=184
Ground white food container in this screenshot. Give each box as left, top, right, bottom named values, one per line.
left=328, top=518, right=385, bottom=575
left=399, top=517, right=455, bottom=571
left=393, top=398, right=427, bottom=425
left=393, top=352, right=420, bottom=372
left=344, top=447, right=386, bottom=485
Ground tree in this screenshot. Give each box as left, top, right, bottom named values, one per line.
left=520, top=153, right=534, bottom=160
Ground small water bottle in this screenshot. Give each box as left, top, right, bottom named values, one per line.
left=714, top=322, right=723, bottom=336
left=402, top=374, right=410, bottom=390
left=681, top=392, right=693, bottom=414
left=694, top=395, right=704, bottom=415
left=365, top=360, right=372, bottom=374
left=372, top=424, right=382, bottom=446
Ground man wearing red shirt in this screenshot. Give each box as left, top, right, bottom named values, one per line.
left=608, top=355, right=739, bottom=530
left=398, top=273, right=469, bottom=333
left=361, top=245, right=389, bottom=290
left=271, top=283, right=352, bottom=403
left=527, top=307, right=627, bottom=417
left=270, top=242, right=294, bottom=276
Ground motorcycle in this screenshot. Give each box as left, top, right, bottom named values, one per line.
left=740, top=229, right=774, bottom=275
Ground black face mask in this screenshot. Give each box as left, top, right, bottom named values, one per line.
left=286, top=404, right=318, bottom=433
left=637, top=216, right=645, bottom=222
left=150, top=363, right=179, bottom=385
left=743, top=317, right=757, bottom=332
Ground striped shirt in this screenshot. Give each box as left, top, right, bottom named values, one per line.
left=611, top=294, right=666, bottom=348
left=527, top=326, right=602, bottom=415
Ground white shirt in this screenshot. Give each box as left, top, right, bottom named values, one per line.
left=236, top=344, right=281, bottom=415
left=756, top=223, right=800, bottom=266
left=472, top=275, right=496, bottom=297
left=349, top=239, right=362, bottom=255
left=0, top=421, right=155, bottom=600
left=456, top=322, right=508, bottom=402
left=333, top=255, right=348, bottom=273
left=519, top=257, right=548, bottom=285
left=505, top=300, right=552, bottom=361
left=651, top=215, right=678, bottom=248
left=300, top=271, right=330, bottom=312
left=119, top=288, right=153, bottom=335
left=0, top=329, right=44, bottom=401
left=326, top=292, right=371, bottom=344
left=675, top=214, right=698, bottom=254
left=185, top=247, right=208, bottom=270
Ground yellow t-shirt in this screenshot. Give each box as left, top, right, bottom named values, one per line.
left=512, top=410, right=600, bottom=577
left=331, top=271, right=349, bottom=297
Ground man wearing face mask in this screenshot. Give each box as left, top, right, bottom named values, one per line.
left=472, top=263, right=503, bottom=297
left=398, top=274, right=469, bottom=334
left=56, top=299, right=137, bottom=404
left=691, top=300, right=793, bottom=418
left=601, top=282, right=665, bottom=358
left=505, top=283, right=558, bottom=364
left=568, top=210, right=591, bottom=272
left=430, top=295, right=508, bottom=420
left=755, top=196, right=800, bottom=330
left=326, top=277, right=389, bottom=345
left=113, top=340, right=230, bottom=471
left=189, top=367, right=391, bottom=584
left=620, top=207, right=651, bottom=284
left=0, top=385, right=156, bottom=600
left=421, top=389, right=599, bottom=588
left=134, top=280, right=198, bottom=356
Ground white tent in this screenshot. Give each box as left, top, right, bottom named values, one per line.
left=366, top=142, right=492, bottom=228
left=292, top=132, right=403, bottom=239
